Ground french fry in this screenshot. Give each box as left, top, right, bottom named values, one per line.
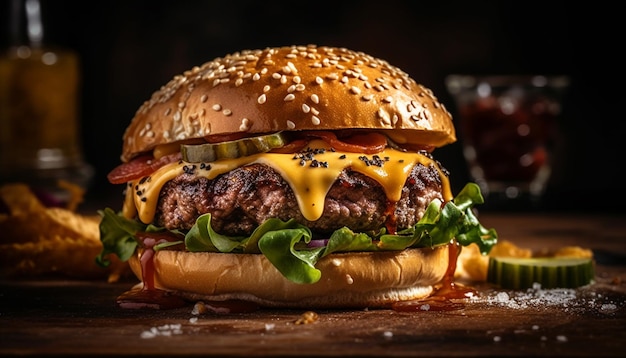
left=0, top=183, right=129, bottom=282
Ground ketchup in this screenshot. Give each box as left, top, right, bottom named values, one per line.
left=116, top=231, right=187, bottom=310
left=392, top=241, right=476, bottom=312
left=116, top=231, right=260, bottom=313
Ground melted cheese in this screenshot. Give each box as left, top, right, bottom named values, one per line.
left=123, top=140, right=452, bottom=224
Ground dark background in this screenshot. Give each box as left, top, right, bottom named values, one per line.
left=1, top=0, right=620, bottom=213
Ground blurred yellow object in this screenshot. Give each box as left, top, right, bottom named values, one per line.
left=0, top=183, right=129, bottom=282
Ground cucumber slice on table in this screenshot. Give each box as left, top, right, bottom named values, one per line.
left=487, top=257, right=595, bottom=289
left=181, top=132, right=286, bottom=163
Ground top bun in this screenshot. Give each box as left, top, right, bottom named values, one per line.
left=121, top=45, right=456, bottom=162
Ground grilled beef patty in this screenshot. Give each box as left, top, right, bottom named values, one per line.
left=154, top=163, right=445, bottom=236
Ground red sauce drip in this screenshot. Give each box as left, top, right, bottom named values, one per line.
left=117, top=286, right=187, bottom=310
left=116, top=231, right=187, bottom=310
left=116, top=231, right=260, bottom=312
left=384, top=200, right=398, bottom=235
left=392, top=241, right=476, bottom=312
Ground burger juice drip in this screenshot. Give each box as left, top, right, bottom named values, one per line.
left=392, top=241, right=476, bottom=312
left=117, top=231, right=260, bottom=312
left=116, top=232, right=187, bottom=310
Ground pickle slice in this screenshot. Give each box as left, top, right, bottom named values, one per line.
left=487, top=257, right=595, bottom=289
left=181, top=132, right=286, bottom=163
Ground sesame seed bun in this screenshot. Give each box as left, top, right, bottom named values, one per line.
left=121, top=45, right=456, bottom=162
left=128, top=245, right=451, bottom=309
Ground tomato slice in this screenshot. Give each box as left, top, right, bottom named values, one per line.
left=107, top=152, right=181, bottom=184
left=281, top=131, right=388, bottom=154
left=328, top=132, right=387, bottom=154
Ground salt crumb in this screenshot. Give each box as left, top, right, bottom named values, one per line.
left=532, top=325, right=539, bottom=330
left=556, top=335, right=568, bottom=342
left=265, top=323, right=275, bottom=331
left=140, top=324, right=183, bottom=339
left=420, top=304, right=430, bottom=311
left=493, top=336, right=501, bottom=342
left=600, top=303, right=617, bottom=313
left=475, top=285, right=621, bottom=313
left=189, top=317, right=198, bottom=324
left=383, top=331, right=393, bottom=339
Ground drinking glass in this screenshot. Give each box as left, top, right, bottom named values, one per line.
left=445, top=74, right=569, bottom=209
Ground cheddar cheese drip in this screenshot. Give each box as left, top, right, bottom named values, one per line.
left=123, top=140, right=452, bottom=224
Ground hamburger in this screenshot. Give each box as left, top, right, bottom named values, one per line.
left=97, top=45, right=497, bottom=309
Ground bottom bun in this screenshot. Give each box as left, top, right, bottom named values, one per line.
left=128, top=245, right=451, bottom=309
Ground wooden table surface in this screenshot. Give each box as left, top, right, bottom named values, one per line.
left=1, top=213, right=625, bottom=357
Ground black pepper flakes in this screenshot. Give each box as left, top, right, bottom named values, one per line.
left=183, top=164, right=197, bottom=175
left=293, top=146, right=329, bottom=168
left=358, top=155, right=386, bottom=167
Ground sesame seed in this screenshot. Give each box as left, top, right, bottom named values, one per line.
left=212, top=104, right=221, bottom=111
left=377, top=108, right=391, bottom=125
left=164, top=108, right=171, bottom=116
left=253, top=73, right=261, bottom=81
left=257, top=94, right=267, bottom=104
left=302, top=103, right=311, bottom=113
left=383, top=96, right=393, bottom=103
left=311, top=94, right=319, bottom=104
left=293, top=75, right=301, bottom=84
left=295, top=84, right=305, bottom=91
left=287, top=120, right=296, bottom=129
left=239, top=118, right=251, bottom=131
left=272, top=73, right=281, bottom=79
left=362, top=94, right=373, bottom=101
left=284, top=94, right=295, bottom=102
left=263, top=85, right=270, bottom=93
left=200, top=95, right=208, bottom=103
left=235, top=78, right=243, bottom=86
left=315, top=76, right=323, bottom=84
left=350, top=86, right=361, bottom=95
left=311, top=115, right=320, bottom=125
left=222, top=109, right=232, bottom=116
